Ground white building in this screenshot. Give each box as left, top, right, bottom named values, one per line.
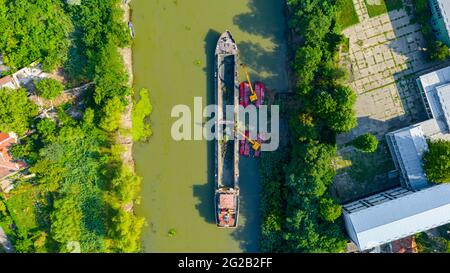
left=0, top=75, right=19, bottom=90
left=343, top=65, right=450, bottom=251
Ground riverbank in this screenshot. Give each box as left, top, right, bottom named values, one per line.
left=118, top=2, right=135, bottom=169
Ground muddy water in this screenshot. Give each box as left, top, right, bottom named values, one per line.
left=131, top=0, right=288, bottom=252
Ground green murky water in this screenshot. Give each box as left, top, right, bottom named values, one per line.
left=131, top=0, right=288, bottom=252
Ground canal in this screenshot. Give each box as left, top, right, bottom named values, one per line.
left=131, top=0, right=288, bottom=252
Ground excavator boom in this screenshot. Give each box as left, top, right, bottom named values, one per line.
left=236, top=130, right=261, bottom=151
left=240, top=64, right=258, bottom=102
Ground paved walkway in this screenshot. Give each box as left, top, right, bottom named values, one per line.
left=338, top=2, right=438, bottom=144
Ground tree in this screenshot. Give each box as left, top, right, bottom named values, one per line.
left=99, top=96, right=125, bottom=132
left=35, top=78, right=64, bottom=100
left=429, top=41, right=450, bottom=61
left=352, top=133, right=378, bottom=152
left=108, top=210, right=144, bottom=253
left=294, top=45, right=323, bottom=95
left=0, top=88, right=38, bottom=134
left=0, top=0, right=73, bottom=71
left=319, top=198, right=342, bottom=222
left=51, top=197, right=81, bottom=245
left=423, top=140, right=450, bottom=183
left=132, top=88, right=153, bottom=142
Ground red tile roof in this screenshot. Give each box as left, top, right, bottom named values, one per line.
left=0, top=132, right=26, bottom=180
left=391, top=236, right=418, bottom=253
left=0, top=76, right=13, bottom=86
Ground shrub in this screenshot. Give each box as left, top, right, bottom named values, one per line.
left=35, top=78, right=64, bottom=100
left=352, top=133, right=378, bottom=152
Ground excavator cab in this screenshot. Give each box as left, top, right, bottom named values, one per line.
left=250, top=140, right=261, bottom=151
left=240, top=64, right=258, bottom=103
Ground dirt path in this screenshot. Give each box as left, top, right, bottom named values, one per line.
left=118, top=2, right=135, bottom=169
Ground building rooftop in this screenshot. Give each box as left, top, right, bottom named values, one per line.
left=343, top=183, right=450, bottom=251
left=0, top=132, right=25, bottom=181
left=417, top=65, right=450, bottom=131
left=435, top=0, right=450, bottom=37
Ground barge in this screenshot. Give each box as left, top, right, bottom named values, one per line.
left=214, top=31, right=240, bottom=228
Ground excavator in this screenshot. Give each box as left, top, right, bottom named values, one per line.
left=240, top=64, right=258, bottom=103
left=236, top=128, right=261, bottom=151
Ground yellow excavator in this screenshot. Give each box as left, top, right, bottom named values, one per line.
left=236, top=129, right=261, bottom=151
left=240, top=64, right=258, bottom=103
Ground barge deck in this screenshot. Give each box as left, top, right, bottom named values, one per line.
left=214, top=31, right=240, bottom=228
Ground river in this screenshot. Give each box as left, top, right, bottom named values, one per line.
left=131, top=0, right=288, bottom=252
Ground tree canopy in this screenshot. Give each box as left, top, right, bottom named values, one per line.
left=352, top=133, right=379, bottom=153
left=423, top=140, right=450, bottom=183
left=0, top=88, right=38, bottom=134
left=35, top=78, right=64, bottom=100
left=0, top=0, right=73, bottom=71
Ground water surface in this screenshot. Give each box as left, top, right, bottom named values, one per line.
left=132, top=0, right=288, bottom=252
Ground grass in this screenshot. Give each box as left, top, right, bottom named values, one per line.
left=337, top=0, right=359, bottom=29
left=342, top=37, right=350, bottom=53
left=335, top=144, right=394, bottom=183
left=364, top=0, right=404, bottom=18
left=5, top=184, right=40, bottom=231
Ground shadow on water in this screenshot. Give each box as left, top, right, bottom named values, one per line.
left=192, top=29, right=220, bottom=224
left=233, top=0, right=284, bottom=41
left=233, top=0, right=288, bottom=90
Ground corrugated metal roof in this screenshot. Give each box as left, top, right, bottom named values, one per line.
left=391, top=125, right=429, bottom=189
left=344, top=183, right=450, bottom=251
left=418, top=65, right=450, bottom=132
left=436, top=0, right=450, bottom=35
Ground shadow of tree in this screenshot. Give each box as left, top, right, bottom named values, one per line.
left=233, top=0, right=289, bottom=91
left=233, top=0, right=286, bottom=41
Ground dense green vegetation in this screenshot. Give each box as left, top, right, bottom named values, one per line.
left=0, top=88, right=38, bottom=134
left=35, top=78, right=65, bottom=100
left=260, top=0, right=357, bottom=253
left=364, top=0, right=403, bottom=18
left=0, top=0, right=73, bottom=71
left=0, top=0, right=146, bottom=253
left=412, top=0, right=450, bottom=61
left=336, top=0, right=359, bottom=29
left=351, top=133, right=378, bottom=152
left=423, top=140, right=450, bottom=183
left=416, top=227, right=450, bottom=253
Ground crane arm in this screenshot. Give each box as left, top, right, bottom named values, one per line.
left=240, top=64, right=257, bottom=97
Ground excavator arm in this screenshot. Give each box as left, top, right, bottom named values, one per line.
left=240, top=64, right=258, bottom=103
left=236, top=129, right=261, bottom=151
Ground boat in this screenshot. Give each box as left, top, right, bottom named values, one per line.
left=239, top=131, right=250, bottom=157
left=254, top=82, right=265, bottom=108
left=128, top=21, right=135, bottom=38
left=239, top=82, right=250, bottom=107
left=214, top=31, right=240, bottom=228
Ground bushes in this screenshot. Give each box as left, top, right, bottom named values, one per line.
left=423, top=140, right=450, bottom=183
left=0, top=88, right=38, bottom=135
left=352, top=133, right=378, bottom=152
left=0, top=0, right=72, bottom=71
left=35, top=78, right=64, bottom=100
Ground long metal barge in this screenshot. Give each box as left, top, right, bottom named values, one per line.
left=214, top=31, right=240, bottom=228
